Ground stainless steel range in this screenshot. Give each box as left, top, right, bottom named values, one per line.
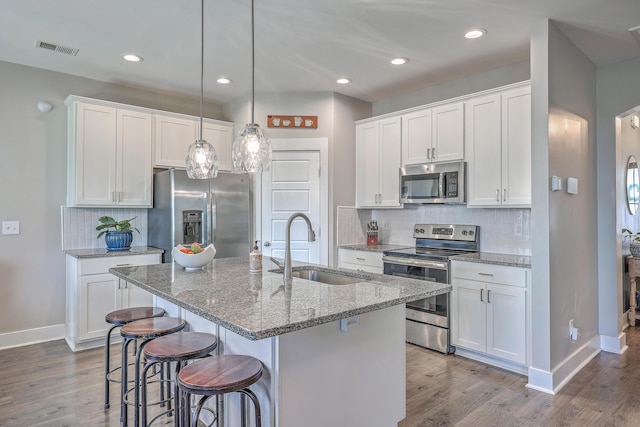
left=382, top=224, right=479, bottom=354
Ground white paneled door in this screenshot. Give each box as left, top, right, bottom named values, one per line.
left=262, top=150, right=321, bottom=264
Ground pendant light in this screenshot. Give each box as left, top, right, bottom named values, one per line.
left=232, top=0, right=272, bottom=173
left=186, top=0, right=219, bottom=179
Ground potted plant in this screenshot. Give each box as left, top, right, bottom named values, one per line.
left=96, top=216, right=139, bottom=251
left=623, top=228, right=640, bottom=257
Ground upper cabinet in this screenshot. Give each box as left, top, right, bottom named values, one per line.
left=401, top=102, right=464, bottom=166
left=356, top=117, right=402, bottom=208
left=66, top=99, right=153, bottom=207
left=465, top=85, right=531, bottom=207
left=153, top=114, right=234, bottom=171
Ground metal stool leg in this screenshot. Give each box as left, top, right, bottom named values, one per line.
left=237, top=389, right=262, bottom=427
left=104, top=323, right=118, bottom=410
left=121, top=337, right=133, bottom=426
left=134, top=340, right=151, bottom=427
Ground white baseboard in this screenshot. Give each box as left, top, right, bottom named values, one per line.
left=0, top=324, right=65, bottom=350
left=600, top=332, right=628, bottom=354
left=526, top=335, right=600, bottom=394
left=453, top=347, right=528, bottom=375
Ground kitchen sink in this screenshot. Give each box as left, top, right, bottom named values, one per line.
left=271, top=267, right=372, bottom=285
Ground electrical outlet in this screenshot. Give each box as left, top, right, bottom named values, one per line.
left=569, top=319, right=579, bottom=342
left=2, top=221, right=19, bottom=235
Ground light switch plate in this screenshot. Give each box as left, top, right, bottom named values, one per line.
left=551, top=176, right=562, bottom=192
left=567, top=177, right=578, bottom=195
left=2, top=221, right=20, bottom=235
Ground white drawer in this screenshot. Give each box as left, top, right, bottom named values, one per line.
left=78, top=254, right=161, bottom=275
left=338, top=249, right=383, bottom=268
left=451, top=261, right=528, bottom=287
left=340, top=262, right=383, bottom=275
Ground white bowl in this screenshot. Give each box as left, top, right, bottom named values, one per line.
left=172, top=244, right=216, bottom=270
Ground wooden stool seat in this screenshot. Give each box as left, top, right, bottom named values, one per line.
left=141, top=332, right=218, bottom=426
left=120, top=317, right=186, bottom=340
left=177, top=355, right=263, bottom=426
left=178, top=355, right=263, bottom=395
left=106, top=306, right=165, bottom=326
left=104, top=306, right=165, bottom=411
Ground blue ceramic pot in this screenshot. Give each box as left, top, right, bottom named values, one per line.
left=105, top=231, right=133, bottom=251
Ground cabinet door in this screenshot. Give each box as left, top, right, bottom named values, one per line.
left=501, top=86, right=531, bottom=206
left=202, top=120, right=234, bottom=172
left=401, top=109, right=432, bottom=166
left=78, top=273, right=120, bottom=342
left=356, top=122, right=381, bottom=207
left=432, top=102, right=464, bottom=163
left=378, top=117, right=402, bottom=207
left=451, top=278, right=486, bottom=352
left=122, top=281, right=153, bottom=308
left=71, top=103, right=117, bottom=206
left=117, top=109, right=153, bottom=206
left=486, top=283, right=526, bottom=364
left=154, top=114, right=196, bottom=168
left=465, top=94, right=502, bottom=206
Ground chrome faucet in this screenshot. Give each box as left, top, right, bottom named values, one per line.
left=283, top=212, right=316, bottom=282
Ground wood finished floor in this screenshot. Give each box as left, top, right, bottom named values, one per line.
left=2, top=329, right=640, bottom=426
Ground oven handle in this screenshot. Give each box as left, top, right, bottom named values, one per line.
left=382, top=256, right=448, bottom=270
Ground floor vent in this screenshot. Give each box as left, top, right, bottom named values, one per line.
left=35, top=40, right=79, bottom=56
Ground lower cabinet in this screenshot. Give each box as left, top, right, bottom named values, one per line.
left=451, top=260, right=530, bottom=370
left=338, top=248, right=383, bottom=274
left=65, top=253, right=161, bottom=351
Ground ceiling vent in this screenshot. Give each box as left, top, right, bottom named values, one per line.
left=35, top=40, right=79, bottom=56
left=629, top=26, right=640, bottom=46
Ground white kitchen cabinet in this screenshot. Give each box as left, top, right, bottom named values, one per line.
left=338, top=248, right=383, bottom=274
left=154, top=114, right=234, bottom=172
left=451, top=261, right=529, bottom=368
left=66, top=98, right=153, bottom=207
left=401, top=102, right=464, bottom=166
left=356, top=117, right=402, bottom=208
left=65, top=253, right=161, bottom=351
left=465, top=85, right=531, bottom=207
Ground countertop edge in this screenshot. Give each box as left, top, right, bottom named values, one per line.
left=65, top=246, right=165, bottom=258
left=450, top=252, right=531, bottom=268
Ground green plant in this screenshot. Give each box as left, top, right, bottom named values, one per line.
left=622, top=228, right=640, bottom=244
left=96, top=216, right=140, bottom=239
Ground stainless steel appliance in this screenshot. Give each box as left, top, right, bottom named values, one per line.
left=148, top=169, right=251, bottom=262
left=383, top=224, right=479, bottom=354
left=400, top=161, right=466, bottom=204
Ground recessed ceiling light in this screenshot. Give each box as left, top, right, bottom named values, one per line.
left=217, top=77, right=231, bottom=84
left=337, top=78, right=351, bottom=84
left=465, top=29, right=487, bottom=39
left=391, top=57, right=409, bottom=65
left=122, top=53, right=143, bottom=62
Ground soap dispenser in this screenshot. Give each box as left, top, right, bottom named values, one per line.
left=249, top=240, right=262, bottom=273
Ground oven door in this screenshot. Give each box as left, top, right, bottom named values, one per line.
left=382, top=256, right=449, bottom=328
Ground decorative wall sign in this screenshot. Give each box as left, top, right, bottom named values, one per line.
left=267, top=115, right=318, bottom=129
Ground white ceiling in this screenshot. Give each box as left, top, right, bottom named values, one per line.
left=1, top=0, right=639, bottom=104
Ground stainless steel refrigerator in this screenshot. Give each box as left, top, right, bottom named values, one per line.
left=148, top=169, right=251, bottom=263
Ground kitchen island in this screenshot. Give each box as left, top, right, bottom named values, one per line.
left=110, top=257, right=450, bottom=427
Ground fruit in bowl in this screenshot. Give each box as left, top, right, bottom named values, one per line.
left=172, top=243, right=216, bottom=270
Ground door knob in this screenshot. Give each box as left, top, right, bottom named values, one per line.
left=264, top=241, right=271, bottom=247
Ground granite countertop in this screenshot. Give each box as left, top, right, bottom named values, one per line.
left=65, top=246, right=164, bottom=259
left=109, top=257, right=450, bottom=341
left=338, top=243, right=413, bottom=253
left=450, top=252, right=531, bottom=268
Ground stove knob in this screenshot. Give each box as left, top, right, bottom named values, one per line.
left=462, top=230, right=468, bottom=236
left=469, top=231, right=474, bottom=236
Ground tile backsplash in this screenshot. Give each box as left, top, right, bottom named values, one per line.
left=337, top=205, right=531, bottom=255
left=61, top=206, right=148, bottom=250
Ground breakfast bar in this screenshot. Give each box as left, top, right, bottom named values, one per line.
left=110, top=257, right=450, bottom=427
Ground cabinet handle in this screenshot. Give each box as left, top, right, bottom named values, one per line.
left=480, top=288, right=484, bottom=302
left=496, top=189, right=500, bottom=202
left=432, top=147, right=436, bottom=160
left=426, top=148, right=431, bottom=160
left=356, top=257, right=366, bottom=261
left=116, top=264, right=131, bottom=266
left=118, top=191, right=122, bottom=202
left=111, top=191, right=116, bottom=202
left=503, top=189, right=507, bottom=202
left=487, top=290, right=491, bottom=303
left=478, top=272, right=494, bottom=277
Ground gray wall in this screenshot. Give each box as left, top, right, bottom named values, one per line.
left=0, top=60, right=225, bottom=337
left=372, top=61, right=530, bottom=115
left=597, top=56, right=640, bottom=340
left=530, top=21, right=598, bottom=373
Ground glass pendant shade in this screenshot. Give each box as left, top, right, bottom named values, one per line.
left=233, top=123, right=272, bottom=173
left=186, top=139, right=218, bottom=179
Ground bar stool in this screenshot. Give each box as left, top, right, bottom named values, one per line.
left=177, top=354, right=263, bottom=427
left=140, top=332, right=218, bottom=426
left=120, top=316, right=187, bottom=427
left=104, top=306, right=165, bottom=410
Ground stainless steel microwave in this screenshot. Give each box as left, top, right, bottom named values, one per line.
left=400, top=161, right=466, bottom=204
